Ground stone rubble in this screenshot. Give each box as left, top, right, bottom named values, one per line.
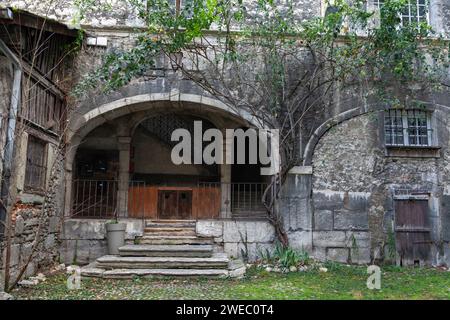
left=0, top=292, right=14, bottom=300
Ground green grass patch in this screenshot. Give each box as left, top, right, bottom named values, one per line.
left=11, top=265, right=450, bottom=300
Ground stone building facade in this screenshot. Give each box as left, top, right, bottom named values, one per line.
left=0, top=7, right=77, bottom=288
left=1, top=0, right=450, bottom=286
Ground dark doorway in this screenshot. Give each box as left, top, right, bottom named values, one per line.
left=158, top=189, right=193, bottom=219
left=394, top=199, right=431, bottom=266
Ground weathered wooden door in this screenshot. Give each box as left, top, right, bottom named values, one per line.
left=394, top=199, right=431, bottom=266
left=129, top=186, right=219, bottom=219
left=158, top=190, right=192, bottom=219
left=178, top=191, right=192, bottom=219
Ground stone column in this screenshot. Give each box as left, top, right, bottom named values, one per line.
left=63, top=144, right=77, bottom=217
left=220, top=130, right=233, bottom=219
left=117, top=137, right=132, bottom=218
left=63, top=170, right=73, bottom=217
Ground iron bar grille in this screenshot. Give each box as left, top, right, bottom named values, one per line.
left=373, top=0, right=429, bottom=25
left=71, top=180, right=118, bottom=218
left=384, top=109, right=432, bottom=147
left=199, top=182, right=268, bottom=217
left=71, top=180, right=268, bottom=219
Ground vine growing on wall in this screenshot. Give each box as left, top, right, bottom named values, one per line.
left=72, top=0, right=449, bottom=246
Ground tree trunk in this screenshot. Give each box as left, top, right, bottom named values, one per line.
left=263, top=173, right=290, bottom=248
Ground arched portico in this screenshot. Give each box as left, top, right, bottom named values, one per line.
left=65, top=92, right=268, bottom=220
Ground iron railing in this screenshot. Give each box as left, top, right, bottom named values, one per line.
left=231, top=182, right=267, bottom=214
left=71, top=180, right=118, bottom=218
left=71, top=180, right=268, bottom=219
left=198, top=182, right=268, bottom=218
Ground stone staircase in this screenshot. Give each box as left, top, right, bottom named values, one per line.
left=81, top=220, right=245, bottom=279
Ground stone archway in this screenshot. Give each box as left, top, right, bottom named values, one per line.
left=127, top=113, right=221, bottom=220
left=64, top=91, right=262, bottom=219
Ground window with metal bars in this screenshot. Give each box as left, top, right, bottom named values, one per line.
left=148, top=0, right=194, bottom=16
left=372, top=0, right=429, bottom=26
left=24, top=136, right=47, bottom=192
left=384, top=109, right=432, bottom=147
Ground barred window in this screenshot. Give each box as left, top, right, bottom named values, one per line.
left=148, top=0, right=193, bottom=16
left=373, top=0, right=429, bottom=25
left=24, top=136, right=47, bottom=192
left=384, top=110, right=432, bottom=147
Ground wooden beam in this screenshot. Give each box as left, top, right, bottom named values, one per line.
left=0, top=39, right=65, bottom=99
left=0, top=38, right=21, bottom=66
left=22, top=61, right=65, bottom=99
left=0, top=8, right=78, bottom=38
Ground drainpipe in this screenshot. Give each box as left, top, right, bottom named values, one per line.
left=0, top=65, right=21, bottom=222
left=0, top=38, right=22, bottom=227
left=0, top=38, right=22, bottom=291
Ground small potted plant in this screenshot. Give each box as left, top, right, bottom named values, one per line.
left=105, top=209, right=126, bottom=255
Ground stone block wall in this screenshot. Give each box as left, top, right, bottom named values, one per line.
left=60, top=219, right=303, bottom=265
left=196, top=220, right=276, bottom=262
left=279, top=172, right=314, bottom=254
left=310, top=191, right=371, bottom=264
left=60, top=219, right=144, bottom=265
left=0, top=203, right=60, bottom=289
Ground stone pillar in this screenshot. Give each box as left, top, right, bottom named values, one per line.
left=220, top=130, right=233, bottom=219
left=117, top=137, right=132, bottom=218
left=281, top=166, right=314, bottom=252
left=63, top=144, right=77, bottom=217
left=64, top=170, right=73, bottom=217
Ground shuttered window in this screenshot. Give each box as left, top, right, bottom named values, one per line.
left=24, top=136, right=47, bottom=192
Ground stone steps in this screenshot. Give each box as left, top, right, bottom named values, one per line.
left=146, top=219, right=196, bottom=224
left=144, top=226, right=195, bottom=232
left=83, top=267, right=230, bottom=279
left=145, top=222, right=196, bottom=228
left=143, top=219, right=197, bottom=236
left=81, top=220, right=246, bottom=279
left=143, top=230, right=197, bottom=237
left=96, top=253, right=229, bottom=269
left=138, top=235, right=214, bottom=245
left=118, top=244, right=213, bottom=257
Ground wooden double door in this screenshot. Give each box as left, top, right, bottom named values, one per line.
left=158, top=189, right=192, bottom=219
left=128, top=185, right=220, bottom=219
